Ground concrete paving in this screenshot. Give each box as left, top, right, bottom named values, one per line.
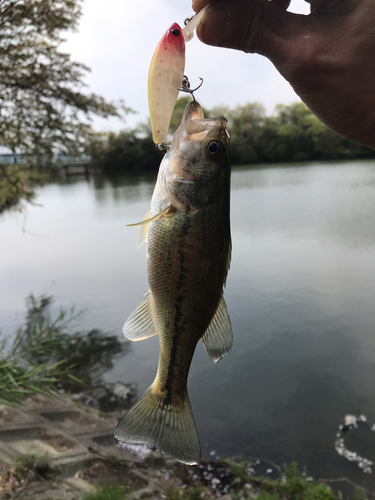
left=0, top=394, right=192, bottom=499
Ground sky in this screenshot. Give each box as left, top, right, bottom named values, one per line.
left=62, top=0, right=310, bottom=133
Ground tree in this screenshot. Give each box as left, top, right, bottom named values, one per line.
left=89, top=129, right=163, bottom=172
left=228, top=102, right=267, bottom=164
left=0, top=0, right=129, bottom=165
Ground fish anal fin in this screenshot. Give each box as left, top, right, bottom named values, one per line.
left=201, top=295, right=233, bottom=363
left=114, top=385, right=201, bottom=465
left=123, top=291, right=157, bottom=341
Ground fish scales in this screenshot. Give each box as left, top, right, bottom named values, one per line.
left=115, top=100, right=232, bottom=465
left=149, top=207, right=230, bottom=399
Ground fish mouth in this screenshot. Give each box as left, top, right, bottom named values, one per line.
left=179, top=100, right=229, bottom=145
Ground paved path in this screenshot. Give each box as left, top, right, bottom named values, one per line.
left=0, top=394, right=228, bottom=499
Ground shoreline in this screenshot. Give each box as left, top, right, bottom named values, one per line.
left=0, top=392, right=355, bottom=500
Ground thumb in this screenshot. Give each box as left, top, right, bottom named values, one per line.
left=196, top=0, right=310, bottom=62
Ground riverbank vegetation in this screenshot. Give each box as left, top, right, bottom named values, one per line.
left=0, top=0, right=128, bottom=167
left=0, top=294, right=131, bottom=408
left=2, top=97, right=374, bottom=213
left=0, top=0, right=130, bottom=213
left=0, top=295, right=81, bottom=405
left=91, top=98, right=375, bottom=173
left=1, top=450, right=366, bottom=500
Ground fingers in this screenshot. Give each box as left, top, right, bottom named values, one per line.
left=191, top=0, right=375, bottom=148
left=194, top=0, right=311, bottom=63
left=192, top=0, right=211, bottom=12
left=193, top=0, right=291, bottom=13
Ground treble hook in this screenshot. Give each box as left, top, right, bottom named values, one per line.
left=157, top=143, right=170, bottom=153
left=177, top=75, right=204, bottom=101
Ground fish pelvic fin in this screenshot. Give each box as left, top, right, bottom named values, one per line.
left=114, top=385, right=201, bottom=465
left=201, top=295, right=233, bottom=363
left=123, top=291, right=157, bottom=341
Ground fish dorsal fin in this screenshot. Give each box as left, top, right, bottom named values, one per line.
left=201, top=296, right=233, bottom=363
left=123, top=291, right=158, bottom=341
left=137, top=208, right=150, bottom=248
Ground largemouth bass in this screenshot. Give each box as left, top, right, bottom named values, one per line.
left=115, top=100, right=232, bottom=465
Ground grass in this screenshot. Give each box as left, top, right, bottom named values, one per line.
left=0, top=294, right=82, bottom=406
left=165, top=484, right=210, bottom=500
left=13, top=452, right=49, bottom=471
left=227, top=461, right=338, bottom=500
left=0, top=452, right=53, bottom=494
left=81, top=484, right=128, bottom=500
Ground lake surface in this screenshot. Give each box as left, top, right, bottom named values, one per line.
left=1, top=160, right=375, bottom=489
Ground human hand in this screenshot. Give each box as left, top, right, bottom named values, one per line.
left=192, top=0, right=375, bottom=149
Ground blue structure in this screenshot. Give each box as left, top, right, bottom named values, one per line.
left=0, top=153, right=24, bottom=164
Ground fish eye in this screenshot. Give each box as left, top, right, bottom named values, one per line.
left=207, top=140, right=222, bottom=155
left=172, top=28, right=180, bottom=36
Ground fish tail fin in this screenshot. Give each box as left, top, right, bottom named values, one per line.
left=114, top=385, right=201, bottom=465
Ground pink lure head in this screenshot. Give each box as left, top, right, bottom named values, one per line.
left=160, top=22, right=185, bottom=55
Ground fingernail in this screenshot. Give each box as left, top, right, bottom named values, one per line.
left=199, top=5, right=231, bottom=47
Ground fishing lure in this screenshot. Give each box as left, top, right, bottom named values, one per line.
left=148, top=22, right=185, bottom=146
left=148, top=7, right=208, bottom=147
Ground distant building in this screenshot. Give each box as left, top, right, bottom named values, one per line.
left=0, top=153, right=24, bottom=164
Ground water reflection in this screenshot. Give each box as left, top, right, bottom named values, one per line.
left=91, top=171, right=157, bottom=206
left=192, top=327, right=375, bottom=487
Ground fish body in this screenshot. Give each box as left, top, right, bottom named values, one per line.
left=148, top=22, right=185, bottom=145
left=115, top=101, right=232, bottom=465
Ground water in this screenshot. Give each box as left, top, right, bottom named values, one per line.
left=1, top=160, right=375, bottom=488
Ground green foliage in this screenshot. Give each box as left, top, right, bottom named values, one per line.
left=0, top=294, right=82, bottom=405
left=224, top=458, right=249, bottom=486
left=227, top=102, right=267, bottom=164
left=229, top=102, right=375, bottom=164
left=0, top=293, right=130, bottom=407
left=90, top=130, right=163, bottom=172
left=0, top=164, right=37, bottom=211
left=0, top=0, right=127, bottom=166
left=255, top=492, right=281, bottom=500
left=13, top=452, right=50, bottom=472
left=92, top=100, right=375, bottom=174
left=81, top=484, right=128, bottom=500
left=165, top=484, right=209, bottom=500
left=252, top=462, right=337, bottom=500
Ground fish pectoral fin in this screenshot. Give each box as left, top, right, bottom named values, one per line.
left=137, top=208, right=150, bottom=248
left=224, top=238, right=232, bottom=287
left=201, top=295, right=233, bottom=363
left=122, top=291, right=157, bottom=341
left=127, top=205, right=174, bottom=228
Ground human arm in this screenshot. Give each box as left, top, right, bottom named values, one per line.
left=192, top=0, right=375, bottom=149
